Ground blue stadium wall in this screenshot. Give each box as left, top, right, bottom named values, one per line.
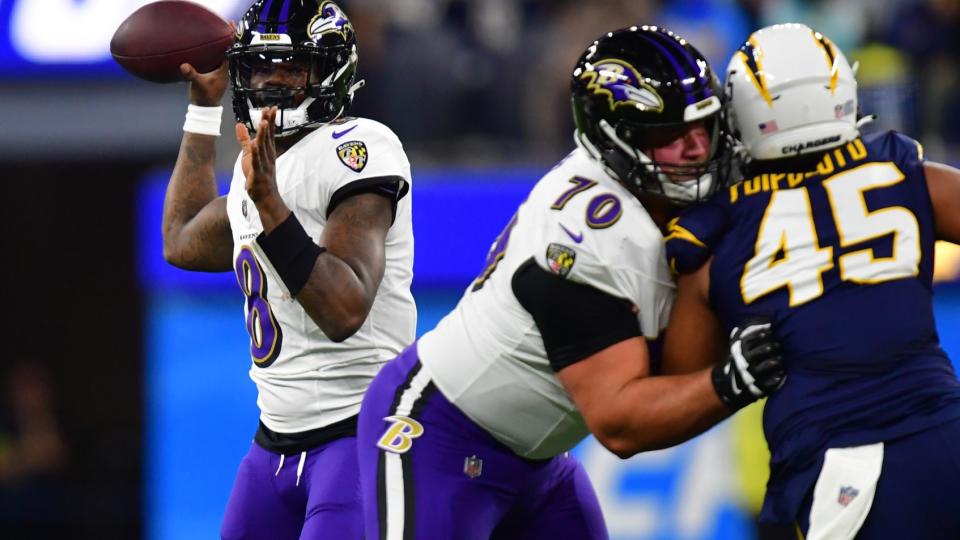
left=138, top=170, right=960, bottom=540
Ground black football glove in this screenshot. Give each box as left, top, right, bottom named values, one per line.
left=712, top=318, right=786, bottom=412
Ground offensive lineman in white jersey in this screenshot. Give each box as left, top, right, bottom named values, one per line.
left=161, top=2, right=414, bottom=539
left=357, top=26, right=785, bottom=539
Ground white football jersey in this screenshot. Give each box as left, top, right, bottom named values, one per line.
left=417, top=147, right=675, bottom=459
left=226, top=117, right=416, bottom=434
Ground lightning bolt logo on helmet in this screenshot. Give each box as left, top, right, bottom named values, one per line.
left=308, top=1, right=353, bottom=41
left=579, top=58, right=664, bottom=113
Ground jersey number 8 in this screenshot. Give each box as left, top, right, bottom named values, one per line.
left=235, top=246, right=284, bottom=367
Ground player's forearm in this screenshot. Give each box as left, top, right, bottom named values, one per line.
left=593, top=370, right=729, bottom=458
left=162, top=134, right=233, bottom=270
left=297, top=254, right=377, bottom=342
left=291, top=192, right=390, bottom=341
left=165, top=133, right=219, bottom=228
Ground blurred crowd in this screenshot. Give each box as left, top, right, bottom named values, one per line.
left=333, top=0, right=960, bottom=166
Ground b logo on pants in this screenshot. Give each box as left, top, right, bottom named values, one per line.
left=377, top=415, right=424, bottom=454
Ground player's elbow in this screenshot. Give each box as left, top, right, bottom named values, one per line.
left=325, top=325, right=359, bottom=343
left=595, top=432, right=641, bottom=459
left=162, top=240, right=200, bottom=270
left=162, top=242, right=188, bottom=269
left=590, top=415, right=643, bottom=459
left=316, top=312, right=366, bottom=342
left=161, top=229, right=192, bottom=268
left=596, top=431, right=672, bottom=458
left=591, top=414, right=670, bottom=458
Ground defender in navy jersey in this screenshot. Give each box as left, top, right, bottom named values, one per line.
left=357, top=27, right=785, bottom=540
left=665, top=24, right=960, bottom=539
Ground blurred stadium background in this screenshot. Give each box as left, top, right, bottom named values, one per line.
left=2, top=0, right=960, bottom=538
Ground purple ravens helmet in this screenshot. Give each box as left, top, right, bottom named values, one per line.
left=228, top=0, right=361, bottom=136
left=571, top=26, right=733, bottom=204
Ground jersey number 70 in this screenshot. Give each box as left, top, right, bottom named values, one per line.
left=471, top=176, right=623, bottom=291
left=741, top=162, right=920, bottom=307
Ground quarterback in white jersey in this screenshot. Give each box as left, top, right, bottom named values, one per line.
left=357, top=26, right=786, bottom=540
left=226, top=116, right=415, bottom=435
left=161, top=2, right=414, bottom=539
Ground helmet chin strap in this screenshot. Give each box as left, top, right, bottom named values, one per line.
left=248, top=97, right=316, bottom=137
left=660, top=172, right=712, bottom=205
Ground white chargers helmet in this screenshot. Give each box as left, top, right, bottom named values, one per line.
left=725, top=23, right=859, bottom=160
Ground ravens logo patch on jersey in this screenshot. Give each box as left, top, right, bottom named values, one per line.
left=546, top=243, right=576, bottom=277
left=336, top=140, right=368, bottom=172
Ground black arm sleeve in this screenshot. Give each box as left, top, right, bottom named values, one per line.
left=511, top=258, right=642, bottom=371
left=326, top=175, right=410, bottom=223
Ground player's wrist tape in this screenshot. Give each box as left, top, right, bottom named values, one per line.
left=183, top=104, right=223, bottom=136
left=255, top=213, right=326, bottom=297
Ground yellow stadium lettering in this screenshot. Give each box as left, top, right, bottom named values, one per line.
left=377, top=415, right=424, bottom=454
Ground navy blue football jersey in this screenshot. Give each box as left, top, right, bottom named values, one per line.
left=666, top=131, right=960, bottom=524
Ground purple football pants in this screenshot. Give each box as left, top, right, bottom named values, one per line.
left=357, top=343, right=608, bottom=540
left=220, top=436, right=363, bottom=540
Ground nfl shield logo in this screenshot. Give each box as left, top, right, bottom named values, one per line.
left=336, top=140, right=368, bottom=172
left=463, top=455, right=483, bottom=479
left=838, top=485, right=859, bottom=507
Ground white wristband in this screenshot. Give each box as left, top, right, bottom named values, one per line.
left=183, top=104, right=223, bottom=136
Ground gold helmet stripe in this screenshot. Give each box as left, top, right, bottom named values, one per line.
left=811, top=30, right=839, bottom=94
left=737, top=36, right=773, bottom=108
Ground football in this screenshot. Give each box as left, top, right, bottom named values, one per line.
left=110, top=0, right=234, bottom=84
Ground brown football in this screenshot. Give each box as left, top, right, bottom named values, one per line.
left=110, top=0, right=234, bottom=83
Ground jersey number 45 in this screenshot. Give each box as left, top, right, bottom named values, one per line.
left=742, top=162, right=920, bottom=307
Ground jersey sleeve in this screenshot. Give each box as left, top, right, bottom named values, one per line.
left=664, top=194, right=729, bottom=275
left=884, top=130, right=925, bottom=165
left=889, top=131, right=926, bottom=187
left=321, top=120, right=412, bottom=219
left=863, top=130, right=928, bottom=202
left=529, top=209, right=674, bottom=339
left=511, top=258, right=641, bottom=371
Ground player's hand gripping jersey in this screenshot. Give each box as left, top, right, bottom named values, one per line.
left=418, top=147, right=675, bottom=459
left=226, top=117, right=417, bottom=435
left=666, top=131, right=960, bottom=522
